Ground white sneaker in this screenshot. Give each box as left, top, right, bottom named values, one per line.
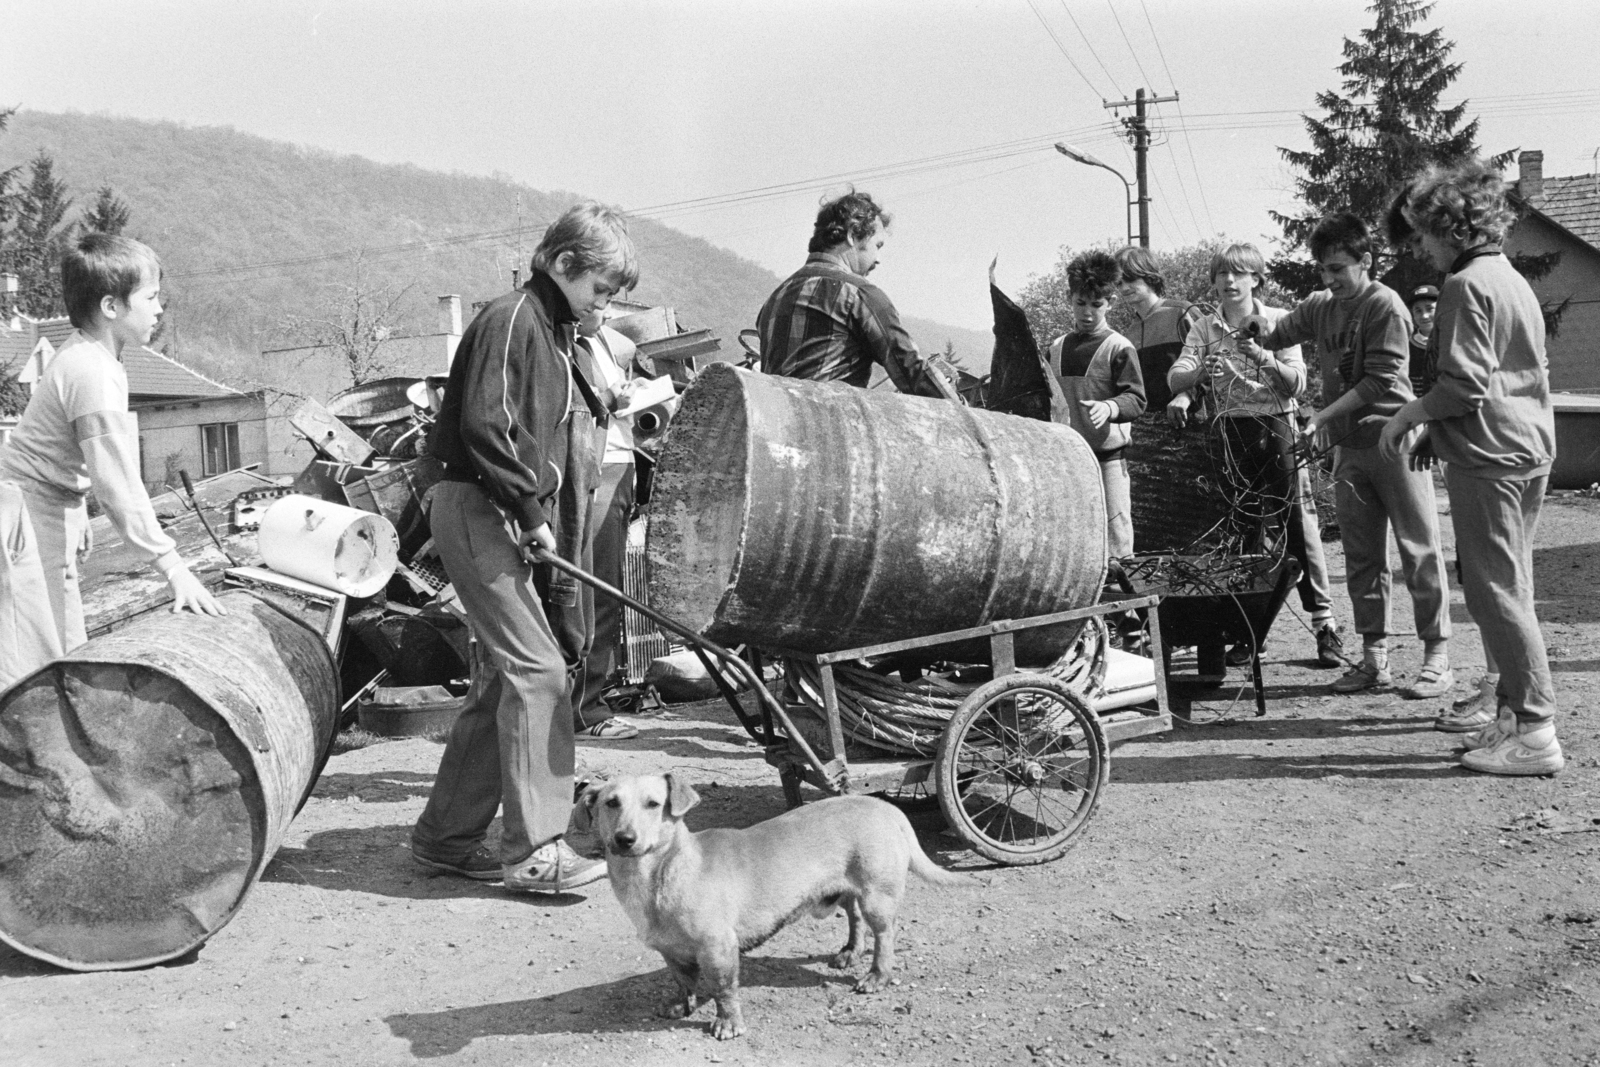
left=1460, top=704, right=1515, bottom=751
left=1459, top=724, right=1564, bottom=777
left=503, top=839, right=608, bottom=893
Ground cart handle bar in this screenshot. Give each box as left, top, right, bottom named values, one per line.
left=530, top=548, right=838, bottom=786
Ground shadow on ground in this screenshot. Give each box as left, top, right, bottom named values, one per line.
left=385, top=954, right=852, bottom=1057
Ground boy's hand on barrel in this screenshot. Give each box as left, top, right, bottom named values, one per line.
left=168, top=566, right=226, bottom=616
left=1080, top=399, right=1114, bottom=430
left=518, top=522, right=557, bottom=566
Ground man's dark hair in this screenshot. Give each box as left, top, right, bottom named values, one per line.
left=1066, top=250, right=1121, bottom=300
left=62, top=233, right=162, bottom=329
left=809, top=191, right=891, bottom=254
left=1309, top=213, right=1373, bottom=264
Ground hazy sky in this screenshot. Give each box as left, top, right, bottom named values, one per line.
left=3, top=0, right=1596, bottom=330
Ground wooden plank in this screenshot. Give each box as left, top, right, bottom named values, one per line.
left=810, top=596, right=1162, bottom=665
left=287, top=397, right=376, bottom=465
left=1100, top=705, right=1171, bottom=745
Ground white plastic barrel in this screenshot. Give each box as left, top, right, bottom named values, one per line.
left=257, top=494, right=399, bottom=598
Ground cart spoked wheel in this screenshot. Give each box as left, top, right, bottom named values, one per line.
left=935, top=673, right=1108, bottom=865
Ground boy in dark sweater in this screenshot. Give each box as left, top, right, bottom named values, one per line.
left=1047, top=251, right=1145, bottom=560
left=413, top=201, right=637, bottom=890
left=1382, top=160, right=1563, bottom=776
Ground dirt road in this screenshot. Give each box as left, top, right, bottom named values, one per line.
left=3, top=496, right=1597, bottom=1067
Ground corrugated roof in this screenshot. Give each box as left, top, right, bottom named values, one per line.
left=123, top=346, right=240, bottom=399
left=1525, top=174, right=1600, bottom=249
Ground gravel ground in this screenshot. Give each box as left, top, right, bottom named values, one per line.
left=3, top=494, right=1596, bottom=1067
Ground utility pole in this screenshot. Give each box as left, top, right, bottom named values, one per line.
left=1103, top=87, right=1178, bottom=248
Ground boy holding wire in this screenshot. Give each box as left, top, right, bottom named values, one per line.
left=1168, top=243, right=1328, bottom=668
left=1245, top=214, right=1452, bottom=699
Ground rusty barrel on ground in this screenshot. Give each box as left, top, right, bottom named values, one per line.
left=0, top=592, right=337, bottom=971
left=646, top=363, right=1107, bottom=664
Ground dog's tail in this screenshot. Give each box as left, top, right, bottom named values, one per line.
left=902, top=821, right=980, bottom=887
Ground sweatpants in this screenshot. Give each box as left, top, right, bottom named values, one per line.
left=0, top=483, right=64, bottom=688
left=413, top=481, right=574, bottom=866
left=1333, top=445, right=1451, bottom=643
left=571, top=461, right=634, bottom=730
left=1099, top=453, right=1132, bottom=560
left=15, top=481, right=91, bottom=655
left=1445, top=468, right=1555, bottom=726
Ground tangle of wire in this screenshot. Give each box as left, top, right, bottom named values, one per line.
left=1114, top=308, right=1365, bottom=723
left=782, top=618, right=1110, bottom=757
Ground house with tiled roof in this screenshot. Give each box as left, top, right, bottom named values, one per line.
left=1507, top=150, right=1600, bottom=392
left=1, top=305, right=293, bottom=489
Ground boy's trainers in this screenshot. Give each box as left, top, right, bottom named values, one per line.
left=1331, top=661, right=1390, bottom=693
left=1403, top=665, right=1454, bottom=701
left=411, top=843, right=502, bottom=881
left=1459, top=726, right=1564, bottom=777
left=1435, top=686, right=1497, bottom=732
left=1314, top=622, right=1344, bottom=668
left=1460, top=705, right=1516, bottom=751
left=503, top=839, right=608, bottom=893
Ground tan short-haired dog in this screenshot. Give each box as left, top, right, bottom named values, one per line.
left=572, top=774, right=973, bottom=1040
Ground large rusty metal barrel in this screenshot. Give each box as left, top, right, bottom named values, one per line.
left=646, top=363, right=1107, bottom=663
left=0, top=592, right=337, bottom=971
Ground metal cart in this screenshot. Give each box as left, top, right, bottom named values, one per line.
left=537, top=549, right=1168, bottom=867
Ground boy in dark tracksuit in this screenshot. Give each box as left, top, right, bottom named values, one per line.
left=1383, top=160, right=1563, bottom=776
left=1047, top=250, right=1145, bottom=560
left=412, top=201, right=639, bottom=890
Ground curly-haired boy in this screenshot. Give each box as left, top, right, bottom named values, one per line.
left=1046, top=250, right=1146, bottom=559
left=1381, top=159, right=1563, bottom=776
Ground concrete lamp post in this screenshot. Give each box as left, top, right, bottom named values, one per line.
left=1054, top=142, right=1135, bottom=247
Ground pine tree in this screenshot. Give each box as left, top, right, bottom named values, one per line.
left=1269, top=0, right=1486, bottom=296
left=81, top=186, right=132, bottom=236
left=6, top=152, right=75, bottom=317
left=0, top=108, right=21, bottom=246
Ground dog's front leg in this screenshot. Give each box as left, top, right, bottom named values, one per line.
left=701, top=941, right=747, bottom=1040
left=657, top=955, right=702, bottom=1020
left=830, top=897, right=866, bottom=970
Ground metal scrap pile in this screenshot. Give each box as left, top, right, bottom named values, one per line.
left=273, top=378, right=468, bottom=735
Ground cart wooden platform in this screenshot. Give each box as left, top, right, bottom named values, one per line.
left=538, top=542, right=1171, bottom=868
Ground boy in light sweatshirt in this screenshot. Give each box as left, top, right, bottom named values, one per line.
left=0, top=234, right=222, bottom=685
left=1381, top=160, right=1563, bottom=776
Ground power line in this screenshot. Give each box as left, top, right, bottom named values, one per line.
left=1055, top=0, right=1124, bottom=99
left=172, top=124, right=1114, bottom=282
left=1022, top=0, right=1104, bottom=99
left=1153, top=116, right=1205, bottom=239
left=1106, top=1, right=1155, bottom=91
left=1139, top=0, right=1216, bottom=233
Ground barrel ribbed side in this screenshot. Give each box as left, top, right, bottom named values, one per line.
left=0, top=593, right=337, bottom=970
left=647, top=364, right=1106, bottom=662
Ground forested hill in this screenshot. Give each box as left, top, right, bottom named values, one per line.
left=0, top=110, right=992, bottom=386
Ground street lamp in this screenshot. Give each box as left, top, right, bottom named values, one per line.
left=1054, top=142, right=1136, bottom=247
